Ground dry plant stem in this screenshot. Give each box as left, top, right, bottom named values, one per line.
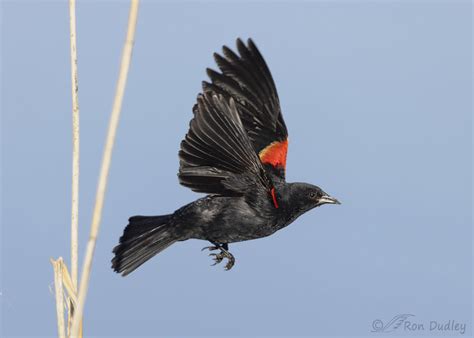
left=51, top=258, right=66, bottom=338
left=70, top=1, right=140, bottom=336
left=69, top=0, right=80, bottom=293
left=60, top=261, right=78, bottom=306
left=69, top=0, right=80, bottom=335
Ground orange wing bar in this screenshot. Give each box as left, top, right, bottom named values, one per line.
left=259, top=139, right=288, bottom=169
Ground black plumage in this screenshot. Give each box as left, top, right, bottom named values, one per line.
left=112, top=38, right=340, bottom=276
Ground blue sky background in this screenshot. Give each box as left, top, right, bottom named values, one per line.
left=1, top=1, right=472, bottom=337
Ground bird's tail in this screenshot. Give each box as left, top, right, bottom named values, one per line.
left=112, top=214, right=177, bottom=276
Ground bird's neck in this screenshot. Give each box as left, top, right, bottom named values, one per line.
left=272, top=182, right=305, bottom=224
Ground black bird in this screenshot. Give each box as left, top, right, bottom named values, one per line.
left=112, top=38, right=340, bottom=275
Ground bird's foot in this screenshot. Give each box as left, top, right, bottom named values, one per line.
left=209, top=251, right=235, bottom=270
left=209, top=252, right=224, bottom=265
left=202, top=244, right=235, bottom=270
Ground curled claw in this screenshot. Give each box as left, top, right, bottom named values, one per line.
left=224, top=256, right=235, bottom=270
left=209, top=253, right=224, bottom=265
left=201, top=242, right=236, bottom=270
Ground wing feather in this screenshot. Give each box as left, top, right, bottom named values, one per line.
left=178, top=93, right=273, bottom=198
left=203, top=38, right=289, bottom=181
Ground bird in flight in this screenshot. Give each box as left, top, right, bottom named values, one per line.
left=112, top=38, right=340, bottom=275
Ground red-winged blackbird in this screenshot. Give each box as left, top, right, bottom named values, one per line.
left=112, top=38, right=340, bottom=275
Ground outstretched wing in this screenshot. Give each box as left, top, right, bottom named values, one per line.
left=179, top=93, right=277, bottom=207
left=202, top=38, right=289, bottom=181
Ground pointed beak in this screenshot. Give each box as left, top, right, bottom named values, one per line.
left=319, top=195, right=341, bottom=205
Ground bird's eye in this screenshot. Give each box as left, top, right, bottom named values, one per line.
left=309, top=192, right=316, bottom=199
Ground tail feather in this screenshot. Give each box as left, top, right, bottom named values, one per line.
left=112, top=215, right=177, bottom=276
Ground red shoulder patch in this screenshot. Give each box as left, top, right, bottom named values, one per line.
left=259, top=139, right=288, bottom=169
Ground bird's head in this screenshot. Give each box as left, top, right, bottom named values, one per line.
left=282, top=182, right=340, bottom=216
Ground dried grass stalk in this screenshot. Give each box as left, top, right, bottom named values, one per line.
left=68, top=0, right=81, bottom=335
left=70, top=1, right=140, bottom=336
left=51, top=258, right=66, bottom=338
left=69, top=0, right=80, bottom=293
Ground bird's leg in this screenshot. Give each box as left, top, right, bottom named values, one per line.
left=201, top=242, right=235, bottom=270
